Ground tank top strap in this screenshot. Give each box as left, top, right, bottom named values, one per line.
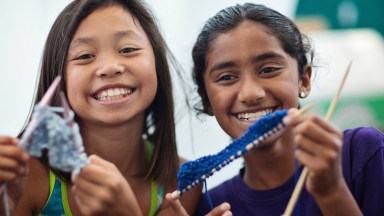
left=144, top=139, right=165, bottom=216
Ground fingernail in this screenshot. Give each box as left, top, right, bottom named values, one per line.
left=220, top=203, right=230, bottom=211
left=71, top=172, right=78, bottom=182
left=283, top=116, right=291, bottom=125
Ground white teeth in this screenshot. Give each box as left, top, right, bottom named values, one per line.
left=237, top=109, right=273, bottom=121
left=114, top=89, right=120, bottom=95
left=95, top=87, right=133, bottom=101
left=107, top=89, right=114, bottom=97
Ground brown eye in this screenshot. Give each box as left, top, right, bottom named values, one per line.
left=74, top=54, right=94, bottom=60
left=260, top=67, right=281, bottom=74
left=217, top=74, right=236, bottom=82
left=119, top=47, right=139, bottom=54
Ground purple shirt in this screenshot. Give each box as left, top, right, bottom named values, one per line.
left=197, top=127, right=384, bottom=215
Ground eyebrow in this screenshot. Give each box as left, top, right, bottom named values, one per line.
left=208, top=51, right=286, bottom=74
left=69, top=30, right=143, bottom=48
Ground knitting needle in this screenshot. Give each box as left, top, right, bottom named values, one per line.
left=283, top=61, right=352, bottom=216
left=19, top=76, right=62, bottom=148
left=40, top=76, right=62, bottom=106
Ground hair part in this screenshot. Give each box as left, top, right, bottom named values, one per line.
left=192, top=3, right=314, bottom=115
left=28, top=0, right=178, bottom=185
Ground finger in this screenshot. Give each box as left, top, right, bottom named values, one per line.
left=295, top=149, right=330, bottom=172
left=0, top=146, right=29, bottom=163
left=295, top=134, right=339, bottom=159
left=76, top=162, right=115, bottom=185
left=165, top=193, right=189, bottom=216
left=73, top=192, right=96, bottom=216
left=0, top=170, right=18, bottom=181
left=72, top=183, right=109, bottom=212
left=88, top=154, right=118, bottom=171
left=0, top=136, right=18, bottom=144
left=73, top=168, right=115, bottom=200
left=293, top=116, right=342, bottom=151
left=206, top=203, right=231, bottom=216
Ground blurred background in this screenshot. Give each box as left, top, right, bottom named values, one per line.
left=0, top=0, right=383, bottom=188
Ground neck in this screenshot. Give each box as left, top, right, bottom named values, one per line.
left=79, top=118, right=147, bottom=177
left=242, top=129, right=296, bottom=189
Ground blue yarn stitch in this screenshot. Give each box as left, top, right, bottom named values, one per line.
left=176, top=110, right=288, bottom=196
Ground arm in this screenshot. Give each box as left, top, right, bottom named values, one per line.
left=14, top=157, right=50, bottom=216
left=284, top=109, right=362, bottom=216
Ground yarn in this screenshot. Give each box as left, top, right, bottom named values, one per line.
left=18, top=103, right=88, bottom=174
left=175, top=110, right=288, bottom=197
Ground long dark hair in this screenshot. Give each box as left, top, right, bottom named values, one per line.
left=25, top=0, right=177, bottom=185
left=192, top=3, right=314, bottom=115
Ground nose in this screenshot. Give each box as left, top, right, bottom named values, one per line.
left=96, top=58, right=125, bottom=78
left=238, top=76, right=265, bottom=104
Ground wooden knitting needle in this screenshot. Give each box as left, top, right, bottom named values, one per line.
left=283, top=61, right=352, bottom=216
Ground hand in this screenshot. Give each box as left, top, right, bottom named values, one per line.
left=71, top=155, right=142, bottom=216
left=0, top=136, right=29, bottom=206
left=165, top=193, right=232, bottom=216
left=0, top=136, right=29, bottom=183
left=283, top=109, right=344, bottom=197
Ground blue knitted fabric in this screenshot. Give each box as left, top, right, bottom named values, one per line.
left=19, top=104, right=88, bottom=174
left=176, top=110, right=288, bottom=195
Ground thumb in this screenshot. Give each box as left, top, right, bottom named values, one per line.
left=88, top=154, right=117, bottom=171
left=165, top=193, right=189, bottom=216
left=205, top=203, right=231, bottom=216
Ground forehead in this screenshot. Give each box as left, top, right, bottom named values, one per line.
left=206, top=20, right=287, bottom=65
left=209, top=20, right=282, bottom=54
left=71, top=5, right=147, bottom=44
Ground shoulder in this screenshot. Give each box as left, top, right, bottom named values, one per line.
left=342, top=127, right=384, bottom=214
left=15, top=157, right=50, bottom=214
left=342, top=127, right=384, bottom=179
left=343, top=127, right=384, bottom=159
left=343, top=127, right=384, bottom=147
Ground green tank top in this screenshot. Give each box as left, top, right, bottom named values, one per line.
left=37, top=140, right=164, bottom=216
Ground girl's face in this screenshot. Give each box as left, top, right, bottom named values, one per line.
left=204, top=20, right=311, bottom=139
left=66, top=5, right=157, bottom=126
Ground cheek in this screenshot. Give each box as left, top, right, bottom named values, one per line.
left=65, top=71, right=88, bottom=107
left=206, top=87, right=229, bottom=114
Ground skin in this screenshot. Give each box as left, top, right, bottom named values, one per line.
left=0, top=5, right=231, bottom=216
left=202, top=20, right=362, bottom=215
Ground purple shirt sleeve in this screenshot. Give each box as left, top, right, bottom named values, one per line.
left=342, top=127, right=384, bottom=215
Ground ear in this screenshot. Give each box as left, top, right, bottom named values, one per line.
left=198, top=89, right=214, bottom=116
left=299, top=65, right=312, bottom=98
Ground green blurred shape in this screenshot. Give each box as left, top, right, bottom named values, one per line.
left=296, top=0, right=384, bottom=36
left=305, top=94, right=384, bottom=131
